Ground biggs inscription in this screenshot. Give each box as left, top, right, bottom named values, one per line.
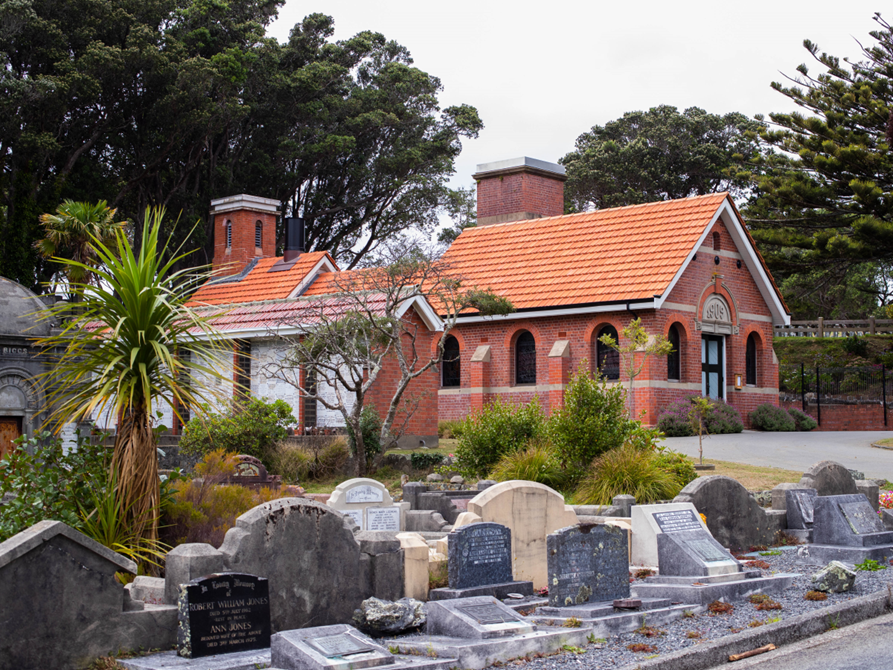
left=653, top=510, right=702, bottom=534
left=177, top=573, right=271, bottom=659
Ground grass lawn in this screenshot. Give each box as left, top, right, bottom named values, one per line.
left=695, top=459, right=803, bottom=491
left=874, top=437, right=893, bottom=448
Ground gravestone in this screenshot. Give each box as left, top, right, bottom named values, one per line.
left=674, top=476, right=786, bottom=550
left=799, top=461, right=857, bottom=497
left=464, top=481, right=578, bottom=590
left=177, top=573, right=271, bottom=658
left=430, top=523, right=533, bottom=600
left=329, top=477, right=406, bottom=531
left=631, top=503, right=710, bottom=567
left=656, top=529, right=741, bottom=577
left=272, top=624, right=391, bottom=670
left=810, top=494, right=893, bottom=563
left=222, top=455, right=282, bottom=490
left=426, top=596, right=536, bottom=639
left=546, top=524, right=628, bottom=607
left=785, top=489, right=818, bottom=529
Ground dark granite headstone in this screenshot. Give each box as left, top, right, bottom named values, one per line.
left=813, top=494, right=893, bottom=547
left=546, top=524, right=629, bottom=608
left=656, top=529, right=741, bottom=577
left=653, top=509, right=702, bottom=533
left=840, top=501, right=886, bottom=535
left=785, top=489, right=817, bottom=529
left=448, top=522, right=513, bottom=589
left=177, top=573, right=271, bottom=658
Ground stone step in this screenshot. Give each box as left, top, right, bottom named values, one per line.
left=632, top=572, right=799, bottom=605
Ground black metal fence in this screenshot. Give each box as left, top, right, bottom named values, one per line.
left=779, top=363, right=890, bottom=426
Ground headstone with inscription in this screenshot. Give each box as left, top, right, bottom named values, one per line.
left=785, top=488, right=818, bottom=530
left=426, top=596, right=536, bottom=639
left=177, top=573, right=271, bottom=658
left=271, top=624, right=394, bottom=670
left=429, top=523, right=534, bottom=600
left=810, top=493, right=893, bottom=563
left=546, top=524, right=629, bottom=607
left=656, top=529, right=741, bottom=577
left=328, top=477, right=407, bottom=531
left=631, top=502, right=710, bottom=567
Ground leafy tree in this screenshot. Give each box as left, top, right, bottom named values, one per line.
left=263, top=242, right=512, bottom=476
left=35, top=209, right=230, bottom=547
left=35, top=200, right=126, bottom=295
left=437, top=185, right=477, bottom=246
left=561, top=105, right=762, bottom=211
left=0, top=3, right=481, bottom=288
left=746, top=14, right=893, bottom=316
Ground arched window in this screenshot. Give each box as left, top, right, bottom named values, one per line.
left=225, top=220, right=232, bottom=248
left=442, top=335, right=461, bottom=387
left=255, top=220, right=263, bottom=248
left=667, top=324, right=681, bottom=381
left=596, top=325, right=620, bottom=380
left=712, top=231, right=721, bottom=251
left=515, top=331, right=536, bottom=384
left=746, top=333, right=758, bottom=386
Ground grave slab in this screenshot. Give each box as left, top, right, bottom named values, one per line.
left=177, top=573, right=271, bottom=659
left=632, top=571, right=799, bottom=604
left=529, top=603, right=701, bottom=634
left=120, top=649, right=272, bottom=670
left=656, top=529, right=742, bottom=577
left=630, top=503, right=709, bottom=567
left=784, top=489, right=818, bottom=530
left=810, top=494, right=893, bottom=563
left=546, top=524, right=629, bottom=607
left=272, top=624, right=454, bottom=670
left=426, top=596, right=536, bottom=639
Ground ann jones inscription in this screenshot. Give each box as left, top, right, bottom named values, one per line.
left=177, top=573, right=271, bottom=658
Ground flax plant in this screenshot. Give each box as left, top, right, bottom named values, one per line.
left=36, top=207, right=230, bottom=548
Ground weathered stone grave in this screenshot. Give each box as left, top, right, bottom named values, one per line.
left=545, top=524, right=629, bottom=607
left=177, top=573, right=271, bottom=658
left=221, top=455, right=282, bottom=490
left=329, top=477, right=407, bottom=531
left=426, top=596, right=535, bottom=639
left=429, top=522, right=533, bottom=600
left=460, top=481, right=578, bottom=590
left=799, top=461, right=857, bottom=497
left=673, top=476, right=786, bottom=550
left=632, top=503, right=798, bottom=604
left=631, top=502, right=709, bottom=567
left=810, top=493, right=893, bottom=563
left=272, top=624, right=454, bottom=670
left=784, top=488, right=818, bottom=542
left=0, top=520, right=177, bottom=669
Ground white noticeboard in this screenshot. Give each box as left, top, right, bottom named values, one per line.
left=365, top=506, right=400, bottom=531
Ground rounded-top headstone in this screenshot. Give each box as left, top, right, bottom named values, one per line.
left=799, top=461, right=857, bottom=497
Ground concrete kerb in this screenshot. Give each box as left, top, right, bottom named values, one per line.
left=616, top=588, right=893, bottom=670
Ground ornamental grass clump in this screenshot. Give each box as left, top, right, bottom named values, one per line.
left=490, top=439, right=568, bottom=490
left=574, top=442, right=683, bottom=505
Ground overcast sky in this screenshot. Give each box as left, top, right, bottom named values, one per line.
left=269, top=1, right=884, bottom=193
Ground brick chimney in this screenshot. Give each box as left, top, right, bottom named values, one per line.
left=474, top=157, right=566, bottom=226
left=210, top=194, right=279, bottom=276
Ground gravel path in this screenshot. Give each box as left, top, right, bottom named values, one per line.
left=506, top=547, right=893, bottom=670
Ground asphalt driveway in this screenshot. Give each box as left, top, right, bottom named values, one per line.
left=662, top=430, right=893, bottom=481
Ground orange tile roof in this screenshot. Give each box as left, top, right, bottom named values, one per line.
left=189, top=252, right=334, bottom=306
left=441, top=193, right=731, bottom=311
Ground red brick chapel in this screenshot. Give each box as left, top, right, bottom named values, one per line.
left=437, top=157, right=791, bottom=427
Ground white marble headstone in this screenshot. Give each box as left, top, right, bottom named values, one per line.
left=327, top=478, right=406, bottom=531
left=631, top=502, right=710, bottom=568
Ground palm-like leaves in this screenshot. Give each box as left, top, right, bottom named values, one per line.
left=36, top=207, right=230, bottom=547
left=36, top=200, right=127, bottom=287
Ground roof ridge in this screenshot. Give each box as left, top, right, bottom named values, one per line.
left=463, top=192, right=730, bottom=233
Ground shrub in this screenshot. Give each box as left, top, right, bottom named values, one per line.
left=750, top=403, right=796, bottom=432
left=160, top=449, right=285, bottom=547
left=410, top=452, right=445, bottom=470
left=489, top=439, right=568, bottom=490
left=657, top=395, right=744, bottom=437
left=842, top=335, right=869, bottom=358
left=653, top=447, right=698, bottom=488
left=546, top=364, right=636, bottom=481
left=438, top=420, right=464, bottom=439
left=573, top=442, right=683, bottom=505
left=315, top=438, right=350, bottom=478
left=346, top=406, right=383, bottom=467
left=0, top=431, right=112, bottom=542
left=787, top=407, right=818, bottom=431
left=268, top=444, right=313, bottom=483
left=456, top=397, right=545, bottom=478
left=179, top=397, right=296, bottom=468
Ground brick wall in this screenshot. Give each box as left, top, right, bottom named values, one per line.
left=438, top=218, right=781, bottom=427
left=780, top=399, right=889, bottom=431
